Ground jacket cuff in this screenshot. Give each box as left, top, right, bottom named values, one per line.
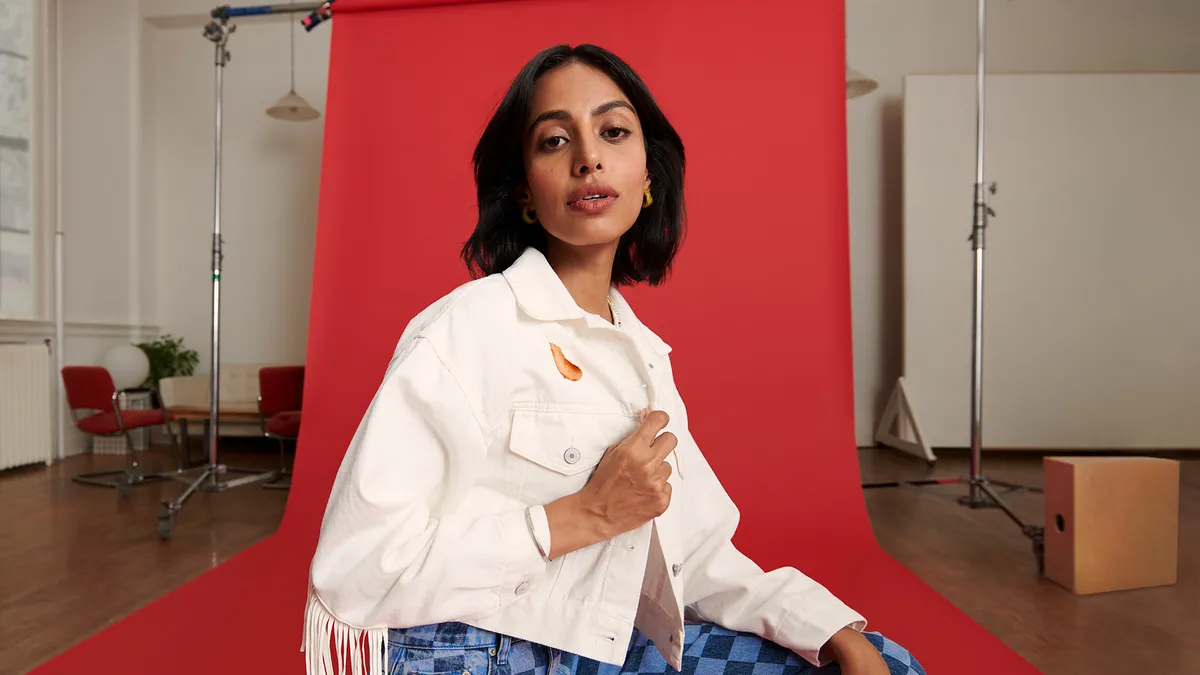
left=526, top=505, right=553, bottom=561
left=780, top=601, right=867, bottom=667
left=499, top=509, right=550, bottom=605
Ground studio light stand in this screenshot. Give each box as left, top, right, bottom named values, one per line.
left=157, top=1, right=335, bottom=539
left=862, top=0, right=1046, bottom=572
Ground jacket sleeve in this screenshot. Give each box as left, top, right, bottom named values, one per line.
left=674, top=400, right=867, bottom=667
left=305, top=335, right=549, bottom=638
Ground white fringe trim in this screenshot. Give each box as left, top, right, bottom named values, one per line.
left=302, top=584, right=387, bottom=675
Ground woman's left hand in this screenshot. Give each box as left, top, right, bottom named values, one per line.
left=820, top=628, right=890, bottom=675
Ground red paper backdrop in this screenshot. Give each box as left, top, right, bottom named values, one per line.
left=284, top=0, right=867, bottom=563
left=29, top=2, right=1041, bottom=674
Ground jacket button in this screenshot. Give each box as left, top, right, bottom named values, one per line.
left=563, top=447, right=580, bottom=464
left=672, top=563, right=682, bottom=576
left=515, top=581, right=530, bottom=595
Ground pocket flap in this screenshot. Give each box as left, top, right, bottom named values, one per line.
left=508, top=406, right=640, bottom=476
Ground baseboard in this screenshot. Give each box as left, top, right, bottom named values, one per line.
left=891, top=446, right=1200, bottom=455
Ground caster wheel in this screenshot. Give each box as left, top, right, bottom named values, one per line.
left=158, top=512, right=174, bottom=540
left=117, top=483, right=132, bottom=498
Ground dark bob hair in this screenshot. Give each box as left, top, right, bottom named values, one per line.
left=461, top=44, right=686, bottom=287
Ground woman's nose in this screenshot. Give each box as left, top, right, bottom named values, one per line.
left=573, top=137, right=603, bottom=176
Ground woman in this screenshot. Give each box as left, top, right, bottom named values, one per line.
left=303, top=44, right=924, bottom=675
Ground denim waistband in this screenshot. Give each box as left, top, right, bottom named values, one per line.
left=387, top=622, right=502, bottom=650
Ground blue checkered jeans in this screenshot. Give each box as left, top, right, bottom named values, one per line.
left=386, top=622, right=924, bottom=675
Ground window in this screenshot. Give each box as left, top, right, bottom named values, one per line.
left=0, top=0, right=34, bottom=319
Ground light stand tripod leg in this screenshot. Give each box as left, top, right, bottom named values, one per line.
left=989, top=478, right=1043, bottom=494
left=973, top=481, right=1046, bottom=573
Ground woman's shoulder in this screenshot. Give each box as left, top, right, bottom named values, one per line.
left=384, top=272, right=539, bottom=427
left=395, top=272, right=519, bottom=346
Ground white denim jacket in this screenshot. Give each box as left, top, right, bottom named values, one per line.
left=302, top=248, right=866, bottom=675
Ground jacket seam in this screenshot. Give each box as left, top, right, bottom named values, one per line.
left=414, top=336, right=492, bottom=441
left=404, top=276, right=511, bottom=437
left=770, top=607, right=792, bottom=643
left=411, top=332, right=507, bottom=610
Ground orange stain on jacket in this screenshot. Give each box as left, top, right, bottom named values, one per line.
left=549, top=343, right=582, bottom=381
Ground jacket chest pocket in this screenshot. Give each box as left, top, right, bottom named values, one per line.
left=504, top=404, right=640, bottom=506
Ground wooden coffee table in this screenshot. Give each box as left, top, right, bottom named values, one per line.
left=167, top=404, right=262, bottom=468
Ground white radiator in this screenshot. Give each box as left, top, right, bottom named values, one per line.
left=0, top=342, right=54, bottom=471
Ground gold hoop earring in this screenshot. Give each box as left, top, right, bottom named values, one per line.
left=642, top=188, right=653, bottom=208
left=522, top=206, right=537, bottom=224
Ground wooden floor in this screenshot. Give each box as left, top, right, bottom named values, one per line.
left=0, top=442, right=288, bottom=675
left=860, top=448, right=1200, bottom=675
left=1, top=443, right=1197, bottom=675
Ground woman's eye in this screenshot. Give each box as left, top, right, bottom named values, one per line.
left=540, top=136, right=567, bottom=150
left=603, top=127, right=630, bottom=140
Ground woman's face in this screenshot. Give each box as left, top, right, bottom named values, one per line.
left=521, top=62, right=650, bottom=250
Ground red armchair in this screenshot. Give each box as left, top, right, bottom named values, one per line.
left=257, top=365, right=304, bottom=489
left=61, top=365, right=181, bottom=497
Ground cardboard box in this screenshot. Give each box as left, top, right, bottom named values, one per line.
left=1043, top=456, right=1179, bottom=594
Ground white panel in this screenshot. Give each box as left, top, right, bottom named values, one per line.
left=902, top=73, right=1200, bottom=449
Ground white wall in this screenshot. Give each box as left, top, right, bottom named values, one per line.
left=49, top=0, right=324, bottom=374
left=845, top=0, right=1200, bottom=445
left=60, top=0, right=154, bottom=327
left=4, top=0, right=163, bottom=456
left=144, top=10, right=326, bottom=369
left=41, top=0, right=1200, bottom=454
left=2, top=0, right=323, bottom=457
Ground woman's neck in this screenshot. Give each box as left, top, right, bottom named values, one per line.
left=546, top=240, right=617, bottom=323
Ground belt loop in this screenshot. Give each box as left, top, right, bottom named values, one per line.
left=495, top=633, right=512, bottom=665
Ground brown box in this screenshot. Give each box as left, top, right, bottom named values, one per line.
left=1043, top=456, right=1179, bottom=594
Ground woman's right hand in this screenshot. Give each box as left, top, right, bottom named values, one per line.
left=543, top=410, right=677, bottom=558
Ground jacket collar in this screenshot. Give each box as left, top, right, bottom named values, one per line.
left=502, top=247, right=673, bottom=356
left=502, top=247, right=587, bottom=322
left=608, top=287, right=673, bottom=356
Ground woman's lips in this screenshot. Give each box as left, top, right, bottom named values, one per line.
left=566, top=183, right=619, bottom=213
left=568, top=195, right=617, bottom=213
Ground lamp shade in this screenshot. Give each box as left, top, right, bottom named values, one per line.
left=266, top=90, right=321, bottom=121
left=103, top=344, right=150, bottom=390
left=846, top=65, right=878, bottom=100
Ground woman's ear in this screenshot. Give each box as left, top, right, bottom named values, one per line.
left=517, top=186, right=532, bottom=207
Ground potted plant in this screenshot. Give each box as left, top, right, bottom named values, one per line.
left=135, top=334, right=200, bottom=407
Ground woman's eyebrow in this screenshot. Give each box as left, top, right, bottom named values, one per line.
left=528, top=100, right=636, bottom=133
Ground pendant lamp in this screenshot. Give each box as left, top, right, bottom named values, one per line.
left=846, top=64, right=878, bottom=100
left=267, top=1, right=320, bottom=121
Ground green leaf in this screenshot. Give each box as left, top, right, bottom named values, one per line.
left=134, top=334, right=201, bottom=389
